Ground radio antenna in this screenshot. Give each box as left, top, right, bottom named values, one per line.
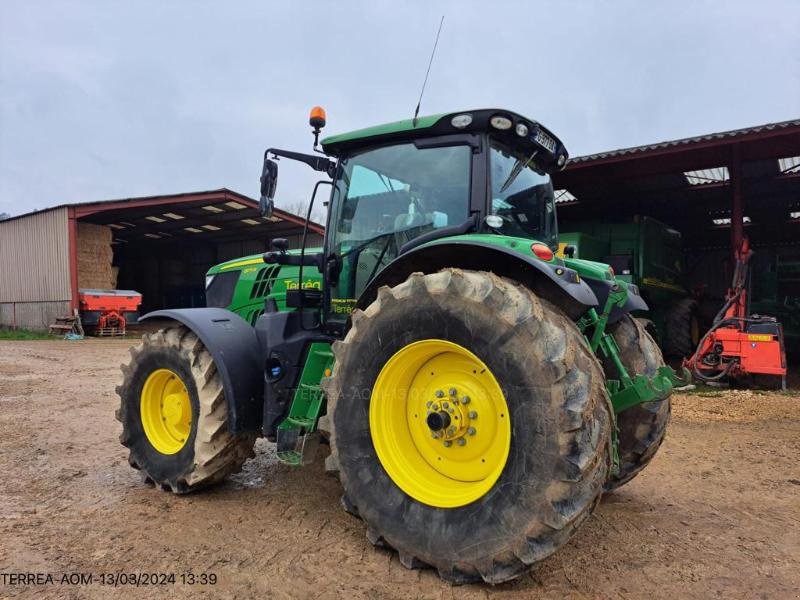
left=412, top=15, right=444, bottom=127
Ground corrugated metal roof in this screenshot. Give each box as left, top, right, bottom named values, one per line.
left=570, top=118, right=800, bottom=164
left=1, top=188, right=324, bottom=233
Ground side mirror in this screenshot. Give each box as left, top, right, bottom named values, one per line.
left=260, top=156, right=278, bottom=217
left=271, top=238, right=289, bottom=253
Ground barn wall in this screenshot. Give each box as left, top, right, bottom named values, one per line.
left=0, top=301, right=72, bottom=330
left=0, top=208, right=72, bottom=330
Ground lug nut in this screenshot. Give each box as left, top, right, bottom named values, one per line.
left=468, top=411, right=477, bottom=419
left=457, top=438, right=467, bottom=446
left=426, top=400, right=432, bottom=408
left=447, top=408, right=454, bottom=414
left=443, top=440, right=452, bottom=448
left=449, top=387, right=457, bottom=396
left=442, top=401, right=449, bottom=409
left=468, top=427, right=476, bottom=436
left=461, top=396, right=470, bottom=404
left=435, top=390, right=444, bottom=398
left=447, top=426, right=456, bottom=436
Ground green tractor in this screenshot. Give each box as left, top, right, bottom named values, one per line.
left=559, top=217, right=701, bottom=356
left=117, top=108, right=687, bottom=584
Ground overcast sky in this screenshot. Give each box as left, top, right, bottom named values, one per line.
left=1, top=1, right=798, bottom=218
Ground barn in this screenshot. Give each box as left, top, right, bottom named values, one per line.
left=0, top=189, right=323, bottom=329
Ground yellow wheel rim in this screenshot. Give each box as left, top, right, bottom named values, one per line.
left=140, top=369, right=192, bottom=455
left=369, top=339, right=511, bottom=508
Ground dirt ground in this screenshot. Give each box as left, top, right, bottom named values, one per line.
left=0, top=339, right=798, bottom=599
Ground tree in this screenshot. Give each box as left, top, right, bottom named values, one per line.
left=0, top=212, right=10, bottom=221
left=277, top=199, right=326, bottom=225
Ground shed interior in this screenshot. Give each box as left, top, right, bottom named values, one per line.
left=74, top=190, right=322, bottom=314
left=554, top=119, right=800, bottom=357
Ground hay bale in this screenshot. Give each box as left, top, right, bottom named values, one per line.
left=77, top=223, right=114, bottom=289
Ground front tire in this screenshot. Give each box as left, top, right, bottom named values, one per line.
left=602, top=315, right=671, bottom=490
left=116, top=325, right=256, bottom=493
left=321, top=269, right=611, bottom=584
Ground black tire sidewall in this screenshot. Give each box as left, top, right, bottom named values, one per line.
left=122, top=346, right=200, bottom=484
left=334, top=294, right=584, bottom=562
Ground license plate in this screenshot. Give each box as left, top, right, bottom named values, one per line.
left=534, top=129, right=556, bottom=153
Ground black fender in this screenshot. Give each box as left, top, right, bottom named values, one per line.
left=140, top=308, right=263, bottom=435
left=356, top=241, right=598, bottom=320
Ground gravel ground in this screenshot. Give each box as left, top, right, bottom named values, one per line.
left=1, top=339, right=798, bottom=599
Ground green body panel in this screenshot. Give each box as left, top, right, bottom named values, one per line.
left=206, top=250, right=323, bottom=324
left=415, top=233, right=614, bottom=279
left=321, top=113, right=446, bottom=151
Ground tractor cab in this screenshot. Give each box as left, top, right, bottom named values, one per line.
left=259, top=109, right=570, bottom=329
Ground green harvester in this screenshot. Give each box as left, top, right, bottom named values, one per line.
left=559, top=216, right=701, bottom=356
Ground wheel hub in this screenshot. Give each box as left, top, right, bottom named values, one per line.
left=426, top=388, right=478, bottom=445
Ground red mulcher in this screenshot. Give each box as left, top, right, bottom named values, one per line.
left=78, top=289, right=142, bottom=336
left=684, top=238, right=787, bottom=389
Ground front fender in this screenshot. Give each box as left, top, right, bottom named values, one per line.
left=140, top=308, right=263, bottom=434
left=356, top=241, right=598, bottom=319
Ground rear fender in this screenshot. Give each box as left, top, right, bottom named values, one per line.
left=140, top=308, right=263, bottom=434
left=356, top=241, right=598, bottom=320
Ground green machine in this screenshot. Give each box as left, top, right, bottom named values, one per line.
left=116, top=108, right=687, bottom=584
left=751, top=254, right=800, bottom=357
left=559, top=216, right=700, bottom=356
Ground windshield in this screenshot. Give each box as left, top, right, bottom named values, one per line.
left=327, top=142, right=471, bottom=306
left=489, top=141, right=557, bottom=248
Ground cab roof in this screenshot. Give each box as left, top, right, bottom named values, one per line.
left=320, top=108, right=569, bottom=169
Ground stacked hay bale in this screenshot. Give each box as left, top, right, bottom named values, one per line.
left=77, top=223, right=114, bottom=289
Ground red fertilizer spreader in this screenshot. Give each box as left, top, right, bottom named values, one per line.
left=78, top=289, right=142, bottom=336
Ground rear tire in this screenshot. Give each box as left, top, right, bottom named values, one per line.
left=320, top=269, right=611, bottom=584
left=602, top=315, right=670, bottom=490
left=664, top=298, right=700, bottom=357
left=116, top=325, right=257, bottom=493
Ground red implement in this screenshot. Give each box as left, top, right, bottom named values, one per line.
left=684, top=239, right=787, bottom=388
left=78, top=289, right=142, bottom=336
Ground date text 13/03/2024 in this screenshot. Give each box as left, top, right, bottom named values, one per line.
left=0, top=572, right=218, bottom=587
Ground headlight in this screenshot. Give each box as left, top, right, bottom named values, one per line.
left=205, top=275, right=215, bottom=289
left=490, top=115, right=512, bottom=130
left=450, top=114, right=473, bottom=128
left=515, top=123, right=529, bottom=137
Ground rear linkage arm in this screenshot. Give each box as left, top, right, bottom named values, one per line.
left=577, top=284, right=690, bottom=474
left=577, top=283, right=690, bottom=415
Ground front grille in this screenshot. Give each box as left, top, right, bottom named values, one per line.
left=250, top=265, right=281, bottom=300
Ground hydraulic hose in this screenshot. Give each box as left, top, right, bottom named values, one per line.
left=687, top=315, right=762, bottom=383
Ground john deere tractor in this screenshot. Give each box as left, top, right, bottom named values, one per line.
left=117, top=108, right=687, bottom=584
